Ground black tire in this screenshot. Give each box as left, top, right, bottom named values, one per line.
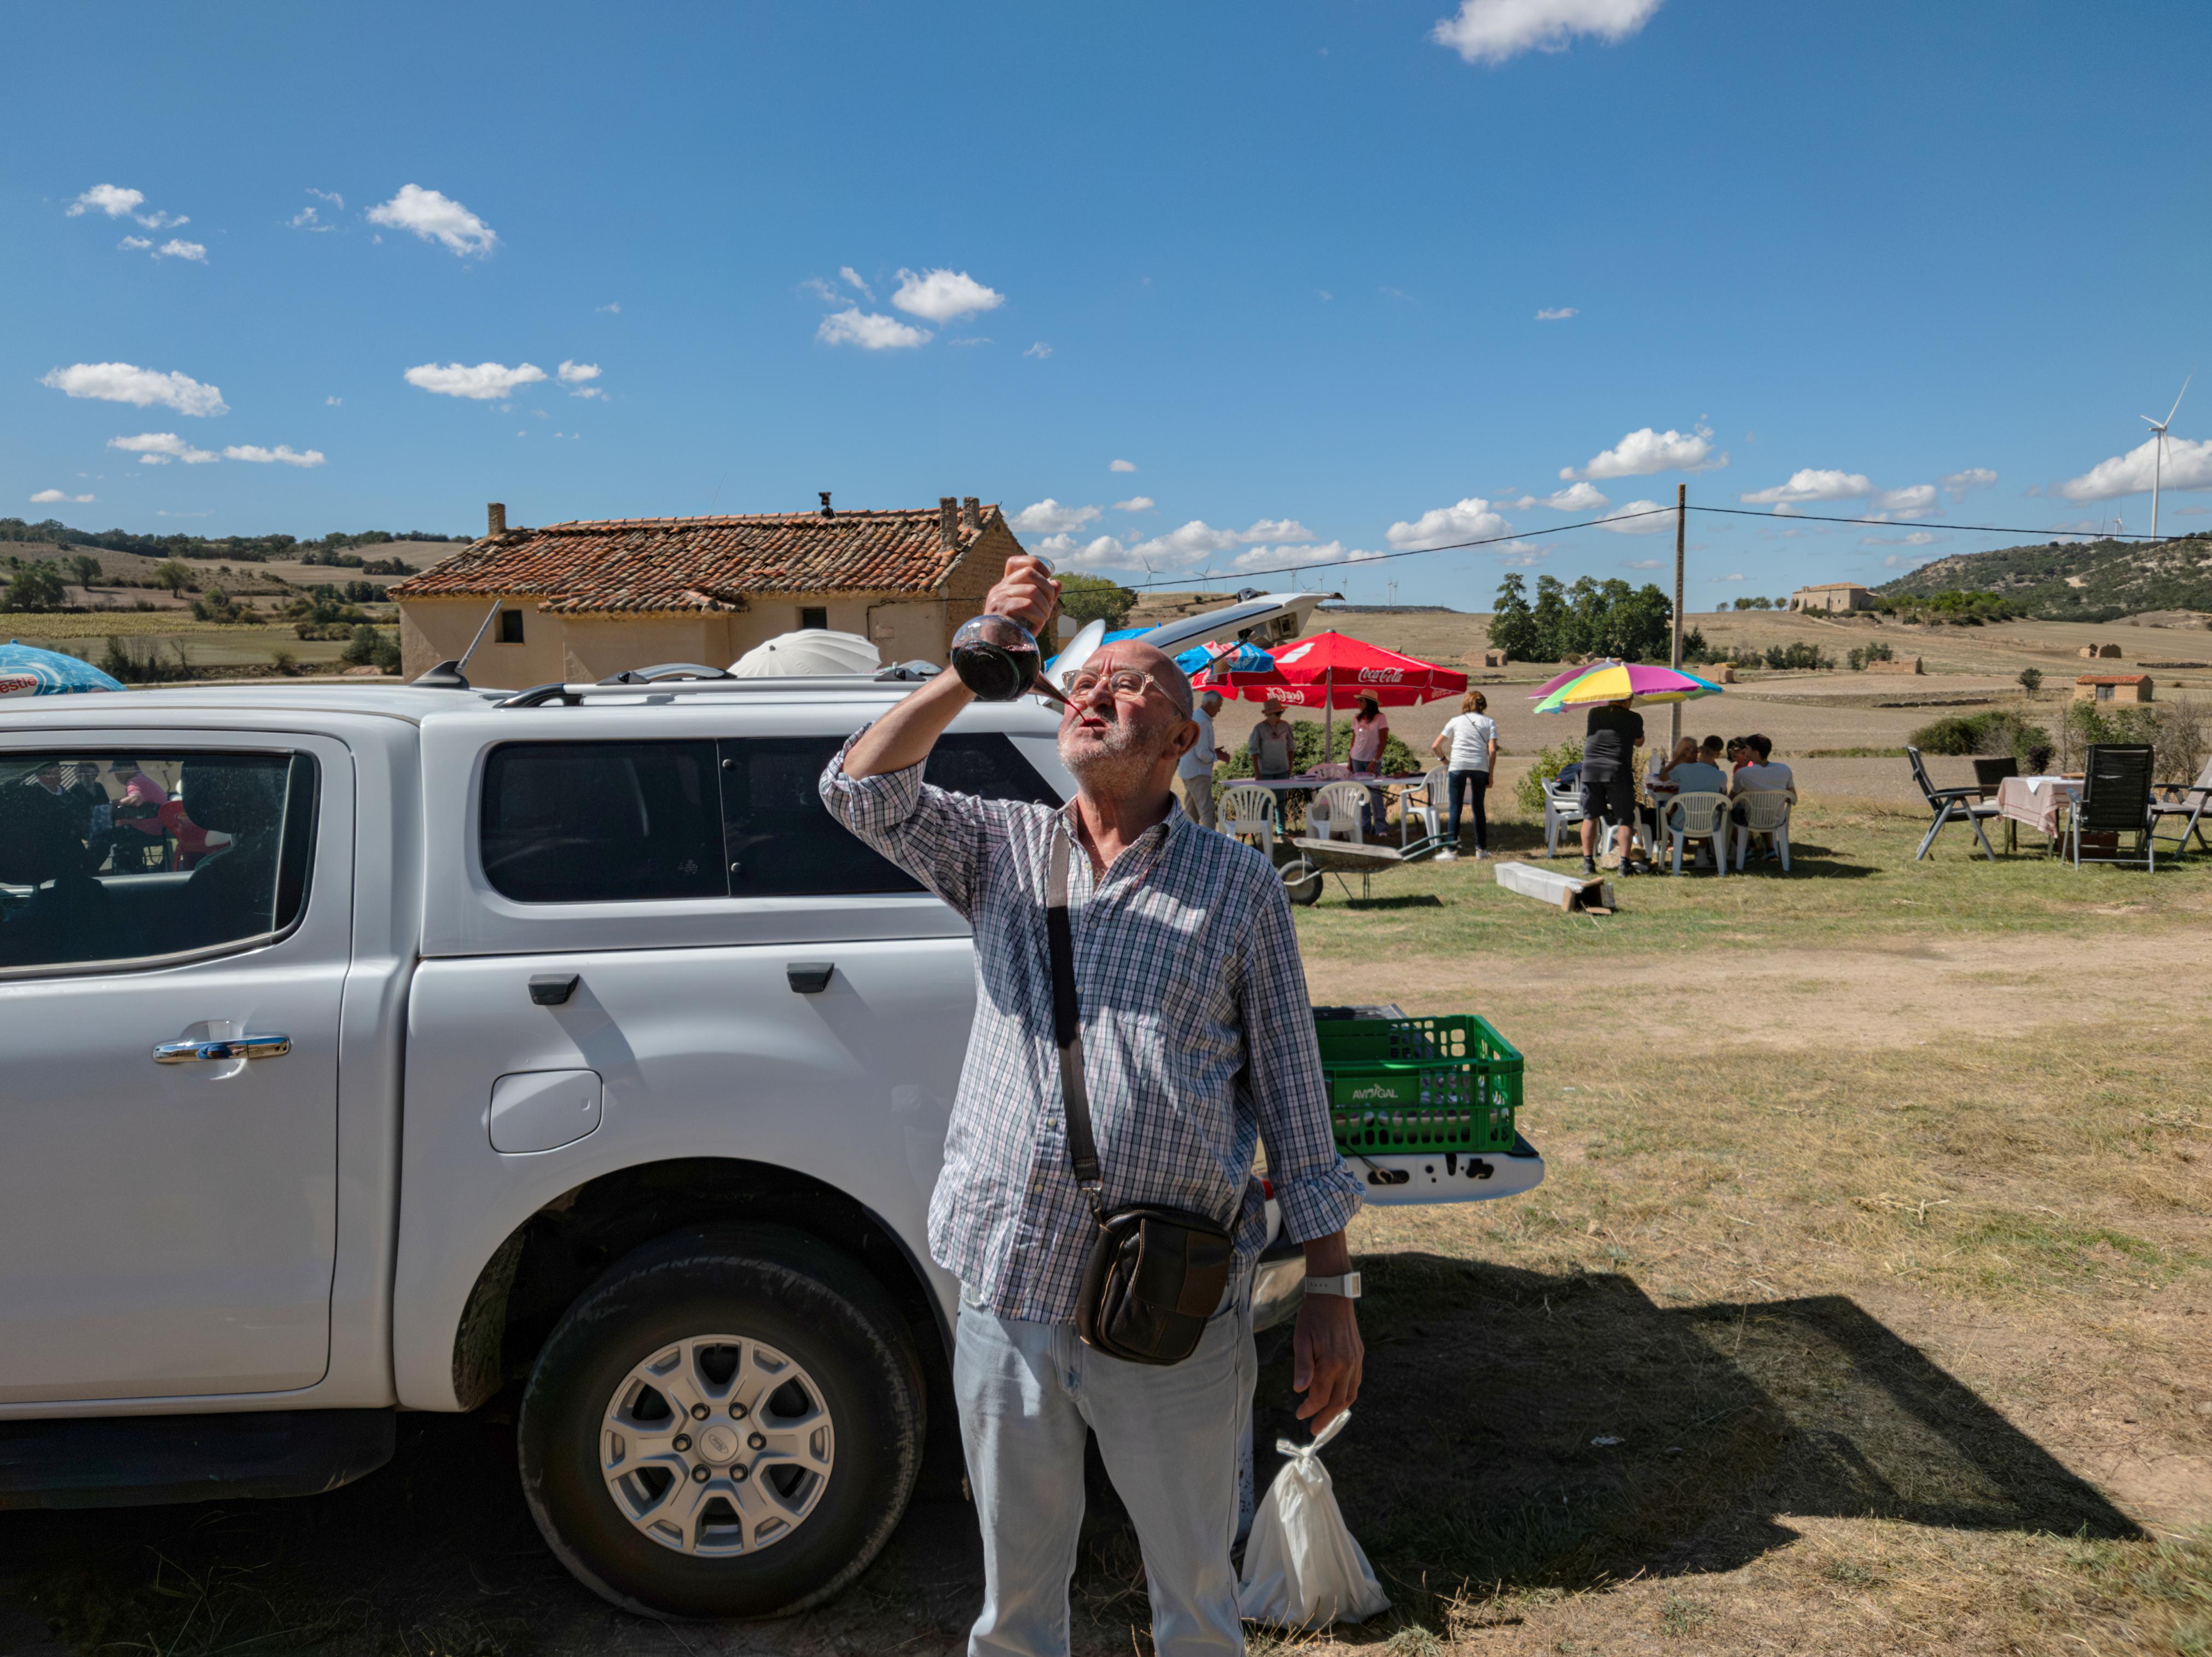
left=1281, top=856, right=1323, bottom=906
left=518, top=1226, right=925, bottom=1620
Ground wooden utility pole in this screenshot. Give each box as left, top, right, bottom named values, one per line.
left=1670, top=482, right=1687, bottom=745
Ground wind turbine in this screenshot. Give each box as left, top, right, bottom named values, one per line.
left=2143, top=373, right=2192, bottom=541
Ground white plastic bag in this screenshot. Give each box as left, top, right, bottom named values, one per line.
left=1236, top=1410, right=1391, bottom=1627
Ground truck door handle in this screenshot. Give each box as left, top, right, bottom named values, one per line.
left=786, top=962, right=834, bottom=994
left=154, top=1034, right=292, bottom=1064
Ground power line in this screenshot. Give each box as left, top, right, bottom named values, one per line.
left=1120, top=507, right=1673, bottom=589
left=1688, top=503, right=2196, bottom=540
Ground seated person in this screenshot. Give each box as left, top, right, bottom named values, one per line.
left=0, top=792, right=117, bottom=969
left=1640, top=737, right=1698, bottom=843
left=1732, top=734, right=1796, bottom=801
left=1662, top=744, right=1728, bottom=798
left=1699, top=734, right=1726, bottom=770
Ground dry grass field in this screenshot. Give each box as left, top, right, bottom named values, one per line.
left=3, top=796, right=2205, bottom=1657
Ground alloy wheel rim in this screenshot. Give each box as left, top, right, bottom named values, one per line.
left=600, top=1335, right=835, bottom=1557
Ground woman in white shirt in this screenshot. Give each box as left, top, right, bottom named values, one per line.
left=1429, top=690, right=1498, bottom=861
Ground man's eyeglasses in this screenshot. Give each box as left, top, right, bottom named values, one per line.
left=1066, top=667, right=1179, bottom=705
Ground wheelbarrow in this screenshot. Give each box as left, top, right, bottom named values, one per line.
left=1274, top=833, right=1452, bottom=905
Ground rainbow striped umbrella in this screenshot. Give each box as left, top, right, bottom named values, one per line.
left=1532, top=660, right=1723, bottom=712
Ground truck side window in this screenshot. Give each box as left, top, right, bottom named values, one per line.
left=0, top=752, right=316, bottom=972
left=719, top=733, right=1063, bottom=898
left=481, top=741, right=724, bottom=903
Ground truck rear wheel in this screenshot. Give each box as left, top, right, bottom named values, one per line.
left=517, top=1226, right=925, bottom=1620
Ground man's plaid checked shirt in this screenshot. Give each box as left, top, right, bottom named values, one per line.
left=821, top=732, right=1362, bottom=1325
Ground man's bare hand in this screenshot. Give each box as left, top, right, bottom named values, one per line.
left=985, top=555, right=1059, bottom=636
left=1292, top=1292, right=1363, bottom=1434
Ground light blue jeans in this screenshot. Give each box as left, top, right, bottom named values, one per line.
left=954, top=1290, right=1255, bottom=1657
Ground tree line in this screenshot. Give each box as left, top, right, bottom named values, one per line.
left=0, top=516, right=458, bottom=565
left=1487, top=572, right=1674, bottom=664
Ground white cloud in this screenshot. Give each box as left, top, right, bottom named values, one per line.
left=1433, top=0, right=1663, bottom=65
left=1113, top=496, right=1156, bottom=512
left=110, top=432, right=218, bottom=465
left=1710, top=572, right=1746, bottom=583
left=1860, top=531, right=1938, bottom=547
left=1739, top=468, right=1873, bottom=505
left=1535, top=306, right=1578, bottom=321
left=43, top=362, right=227, bottom=416
left=816, top=308, right=930, bottom=350
left=68, top=184, right=145, bottom=218
left=118, top=235, right=153, bottom=251
left=891, top=268, right=1005, bottom=324
left=1870, top=483, right=1936, bottom=515
left=1317, top=289, right=1334, bottom=302
left=1012, top=499, right=1102, bottom=536
left=223, top=444, right=326, bottom=467
left=839, top=265, right=874, bottom=301
left=800, top=276, right=841, bottom=303
left=367, top=184, right=498, bottom=257
left=597, top=301, right=621, bottom=314
left=1245, top=518, right=1316, bottom=542
left=308, top=188, right=344, bottom=207
left=2060, top=436, right=2212, bottom=502
left=1110, top=458, right=1136, bottom=472
left=1025, top=342, right=1054, bottom=359
left=1940, top=467, right=1997, bottom=501
left=1230, top=541, right=1379, bottom=573
left=1595, top=499, right=1673, bottom=532
left=1385, top=497, right=1512, bottom=549
left=325, top=395, right=342, bottom=406
left=1130, top=521, right=1256, bottom=561
left=1619, top=558, right=1662, bottom=569
left=1033, top=532, right=1131, bottom=573
left=948, top=335, right=994, bottom=347
left=154, top=238, right=207, bottom=263
left=290, top=205, right=332, bottom=230
left=557, top=360, right=603, bottom=398
left=1563, top=425, right=1722, bottom=480
left=30, top=489, right=95, bottom=503
left=1379, top=286, right=1414, bottom=303
left=404, top=361, right=548, bottom=399
left=1543, top=480, right=1610, bottom=511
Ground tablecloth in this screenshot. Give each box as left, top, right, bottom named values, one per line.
left=1995, top=775, right=2080, bottom=838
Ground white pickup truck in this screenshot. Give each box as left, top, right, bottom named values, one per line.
left=0, top=661, right=1541, bottom=1621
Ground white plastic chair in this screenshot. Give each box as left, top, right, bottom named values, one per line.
left=1662, top=791, right=1729, bottom=877
left=1407, top=766, right=1449, bottom=844
left=1543, top=766, right=1588, bottom=857
left=1732, top=790, right=1792, bottom=872
left=1308, top=781, right=1371, bottom=844
left=1221, top=784, right=1279, bottom=856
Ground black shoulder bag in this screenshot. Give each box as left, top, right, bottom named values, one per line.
left=1048, top=827, right=1234, bottom=1366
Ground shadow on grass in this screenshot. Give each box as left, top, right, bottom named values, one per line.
left=1236, top=1255, right=2140, bottom=1638
left=2, top=1258, right=2137, bottom=1655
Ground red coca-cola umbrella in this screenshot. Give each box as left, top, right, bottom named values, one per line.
left=1194, top=630, right=1467, bottom=761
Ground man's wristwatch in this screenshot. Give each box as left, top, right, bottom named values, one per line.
left=1304, top=1272, right=1362, bottom=1299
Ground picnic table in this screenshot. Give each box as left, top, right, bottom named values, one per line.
left=1995, top=775, right=2081, bottom=841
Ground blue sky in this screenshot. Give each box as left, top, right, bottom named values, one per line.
left=8, top=0, right=2211, bottom=609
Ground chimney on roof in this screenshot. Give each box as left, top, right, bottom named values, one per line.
left=938, top=496, right=959, bottom=551
left=961, top=497, right=980, bottom=533
left=818, top=491, right=834, bottom=520
left=486, top=502, right=506, bottom=538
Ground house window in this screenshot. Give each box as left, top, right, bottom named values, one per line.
left=2096, top=683, right=2114, bottom=702
left=497, top=609, right=525, bottom=645
left=798, top=607, right=828, bottom=631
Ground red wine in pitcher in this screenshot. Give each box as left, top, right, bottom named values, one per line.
left=951, top=639, right=1040, bottom=702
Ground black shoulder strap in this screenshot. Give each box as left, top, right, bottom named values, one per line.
left=1046, top=827, right=1103, bottom=1195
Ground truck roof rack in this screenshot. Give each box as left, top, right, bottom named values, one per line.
left=495, top=663, right=943, bottom=709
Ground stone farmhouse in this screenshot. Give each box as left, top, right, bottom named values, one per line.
left=1789, top=582, right=1875, bottom=613
left=2074, top=674, right=2154, bottom=704
left=390, top=496, right=1020, bottom=684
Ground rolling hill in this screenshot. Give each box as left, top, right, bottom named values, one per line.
left=1877, top=531, right=2212, bottom=621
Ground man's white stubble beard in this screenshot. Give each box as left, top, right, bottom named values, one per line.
left=1059, top=707, right=1172, bottom=799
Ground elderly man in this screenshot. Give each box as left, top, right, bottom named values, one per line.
left=822, top=557, right=1364, bottom=1657
left=1179, top=688, right=1230, bottom=829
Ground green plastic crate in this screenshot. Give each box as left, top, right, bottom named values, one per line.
left=1314, top=1012, right=1522, bottom=1156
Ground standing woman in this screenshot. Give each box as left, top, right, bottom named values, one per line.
left=1430, top=690, right=1498, bottom=861
left=1347, top=696, right=1389, bottom=775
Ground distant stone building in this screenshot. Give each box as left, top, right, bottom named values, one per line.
left=1789, top=582, right=1875, bottom=613
left=390, top=497, right=1018, bottom=683
left=2077, top=642, right=2123, bottom=659
left=2074, top=674, right=2154, bottom=704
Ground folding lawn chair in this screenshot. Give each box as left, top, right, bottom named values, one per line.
left=2150, top=754, right=2212, bottom=861
left=2068, top=743, right=2156, bottom=870
left=1907, top=745, right=2000, bottom=861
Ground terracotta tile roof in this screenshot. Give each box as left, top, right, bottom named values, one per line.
left=2077, top=674, right=2151, bottom=685
left=388, top=506, right=1003, bottom=614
